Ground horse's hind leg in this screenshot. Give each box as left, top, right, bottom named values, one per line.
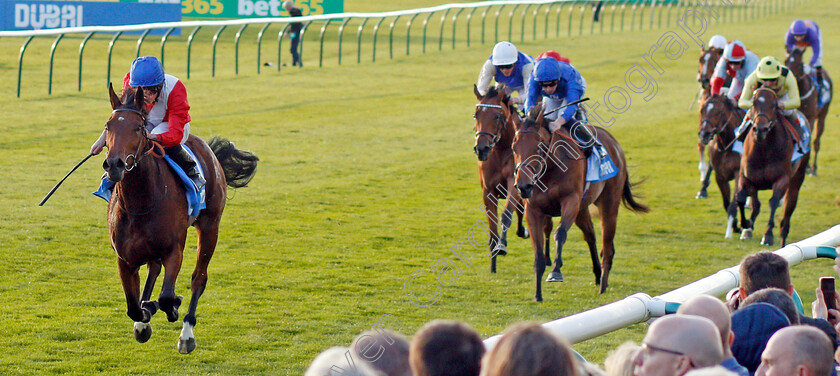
left=780, top=161, right=808, bottom=246
left=179, top=222, right=219, bottom=354
left=543, top=217, right=553, bottom=267
left=159, top=249, right=184, bottom=324
left=574, top=208, right=600, bottom=286
left=117, top=260, right=156, bottom=343
left=547, top=197, right=581, bottom=283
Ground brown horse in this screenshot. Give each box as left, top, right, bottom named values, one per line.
left=473, top=85, right=530, bottom=273
left=512, top=105, right=648, bottom=300
left=695, top=47, right=726, bottom=194
left=697, top=94, right=759, bottom=237
left=785, top=48, right=832, bottom=176
left=727, top=88, right=808, bottom=246
left=103, top=84, right=258, bottom=353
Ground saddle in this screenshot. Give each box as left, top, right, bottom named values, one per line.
left=778, top=112, right=801, bottom=144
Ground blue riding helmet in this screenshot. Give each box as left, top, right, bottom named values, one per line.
left=129, top=56, right=165, bottom=87
left=534, top=57, right=561, bottom=83
left=791, top=20, right=807, bottom=35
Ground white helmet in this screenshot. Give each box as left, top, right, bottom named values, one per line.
left=491, top=41, right=518, bottom=66
left=708, top=35, right=727, bottom=50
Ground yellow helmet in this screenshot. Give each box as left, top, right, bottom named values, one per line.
left=756, top=56, right=783, bottom=80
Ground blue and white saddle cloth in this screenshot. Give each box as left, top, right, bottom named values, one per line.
left=810, top=74, right=832, bottom=108
left=93, top=144, right=206, bottom=217
left=584, top=139, right=618, bottom=183
left=732, top=112, right=810, bottom=163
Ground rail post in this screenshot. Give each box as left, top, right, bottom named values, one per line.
left=78, top=32, right=95, bottom=92
left=235, top=24, right=248, bottom=74
left=107, top=31, right=123, bottom=86
left=357, top=18, right=368, bottom=63
left=406, top=14, right=419, bottom=55
left=520, top=4, right=532, bottom=42
left=337, top=17, right=351, bottom=65
left=466, top=7, right=477, bottom=47
left=438, top=9, right=449, bottom=51
left=211, top=25, right=227, bottom=77
left=48, top=34, right=64, bottom=95
left=160, top=27, right=175, bottom=68
left=17, top=36, right=33, bottom=97
left=372, top=17, right=385, bottom=62
left=452, top=8, right=464, bottom=49
left=256, top=23, right=272, bottom=74
left=276, top=23, right=291, bottom=71
left=135, top=29, right=151, bottom=58
left=318, top=19, right=333, bottom=67
left=390, top=15, right=401, bottom=58
left=186, top=27, right=201, bottom=79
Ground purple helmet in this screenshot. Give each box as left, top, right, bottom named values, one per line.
left=790, top=20, right=808, bottom=36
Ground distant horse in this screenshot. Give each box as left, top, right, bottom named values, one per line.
left=695, top=47, right=727, bottom=193
left=512, top=105, right=648, bottom=300
left=103, top=84, right=258, bottom=353
left=727, top=88, right=808, bottom=246
left=697, top=94, right=758, bottom=237
left=785, top=48, right=832, bottom=176
left=473, top=85, right=529, bottom=273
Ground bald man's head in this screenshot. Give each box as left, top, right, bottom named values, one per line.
left=757, top=326, right=833, bottom=376
left=635, top=315, right=724, bottom=376
left=678, top=295, right=732, bottom=355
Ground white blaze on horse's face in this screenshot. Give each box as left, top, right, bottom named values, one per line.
left=706, top=102, right=715, bottom=113
left=757, top=96, right=766, bottom=103
left=118, top=116, right=125, bottom=121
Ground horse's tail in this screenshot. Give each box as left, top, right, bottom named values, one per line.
left=209, top=136, right=259, bottom=188
left=621, top=172, right=650, bottom=213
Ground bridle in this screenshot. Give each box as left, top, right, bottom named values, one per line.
left=700, top=97, right=732, bottom=139
left=698, top=48, right=718, bottom=89
left=513, top=127, right=547, bottom=177
left=111, top=108, right=163, bottom=172
left=750, top=90, right=778, bottom=134
left=474, top=103, right=509, bottom=149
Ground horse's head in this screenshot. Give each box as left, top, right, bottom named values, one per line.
left=103, top=83, right=152, bottom=182
left=473, top=84, right=512, bottom=161
left=697, top=47, right=721, bottom=90
left=785, top=48, right=804, bottom=78
left=750, top=88, right=779, bottom=142
left=698, top=94, right=733, bottom=145
left=512, top=104, right=550, bottom=199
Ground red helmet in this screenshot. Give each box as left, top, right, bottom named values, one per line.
left=724, top=41, right=746, bottom=62
left=537, top=50, right=570, bottom=64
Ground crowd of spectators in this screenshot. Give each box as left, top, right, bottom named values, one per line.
left=307, top=251, right=840, bottom=376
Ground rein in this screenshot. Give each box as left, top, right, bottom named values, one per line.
left=475, top=103, right=509, bottom=148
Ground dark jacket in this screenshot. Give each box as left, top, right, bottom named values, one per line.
left=731, top=303, right=791, bottom=375
left=799, top=313, right=839, bottom=350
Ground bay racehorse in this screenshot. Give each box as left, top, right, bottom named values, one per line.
left=697, top=94, right=759, bottom=237
left=695, top=46, right=727, bottom=194
left=473, top=85, right=530, bottom=273
left=727, top=88, right=808, bottom=246
left=512, top=104, right=648, bottom=300
left=103, top=84, right=258, bottom=353
left=785, top=48, right=832, bottom=176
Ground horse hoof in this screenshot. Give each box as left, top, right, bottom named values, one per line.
left=166, top=307, right=180, bottom=323
left=740, top=229, right=753, bottom=240
left=493, top=243, right=507, bottom=256
left=599, top=285, right=608, bottom=294
left=178, top=337, right=196, bottom=354
left=518, top=228, right=530, bottom=239
left=133, top=322, right=152, bottom=343
left=546, top=271, right=564, bottom=282
left=534, top=296, right=543, bottom=302
left=761, top=235, right=774, bottom=246
left=696, top=190, right=708, bottom=199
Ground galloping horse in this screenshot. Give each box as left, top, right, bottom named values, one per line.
left=727, top=88, right=808, bottom=246
left=473, top=85, right=529, bottom=273
left=785, top=48, right=832, bottom=175
left=103, top=84, right=258, bottom=353
left=697, top=94, right=758, bottom=237
left=695, top=47, right=727, bottom=194
left=512, top=105, right=648, bottom=300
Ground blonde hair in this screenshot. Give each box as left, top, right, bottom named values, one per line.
left=603, top=341, right=640, bottom=376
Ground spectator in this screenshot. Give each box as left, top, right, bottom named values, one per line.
left=604, top=341, right=640, bottom=376
left=306, top=346, right=382, bottom=376
left=677, top=295, right=749, bottom=376
left=481, top=322, right=578, bottom=376
left=282, top=1, right=303, bottom=67
left=730, top=252, right=837, bottom=347
left=742, top=287, right=800, bottom=325
left=730, top=302, right=790, bottom=374
left=756, top=326, right=834, bottom=376
left=351, top=329, right=411, bottom=376
left=633, top=315, right=724, bottom=376
left=410, top=320, right=484, bottom=376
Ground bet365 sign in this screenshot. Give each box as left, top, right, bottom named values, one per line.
left=124, top=0, right=342, bottom=18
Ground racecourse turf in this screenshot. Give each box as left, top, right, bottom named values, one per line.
left=1, top=0, right=839, bottom=373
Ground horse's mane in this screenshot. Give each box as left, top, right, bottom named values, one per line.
left=485, top=85, right=500, bottom=100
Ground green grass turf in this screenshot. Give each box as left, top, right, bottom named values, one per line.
left=1, top=0, right=839, bottom=373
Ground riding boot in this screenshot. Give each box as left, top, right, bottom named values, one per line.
left=564, top=122, right=595, bottom=158
left=165, top=146, right=206, bottom=190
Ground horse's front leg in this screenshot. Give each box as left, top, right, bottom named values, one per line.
left=117, top=259, right=156, bottom=343
left=482, top=191, right=501, bottom=273
left=574, top=206, right=600, bottom=286
left=547, top=196, right=581, bottom=283
left=697, top=160, right=713, bottom=199
left=543, top=217, right=553, bottom=267
left=178, top=221, right=220, bottom=354
left=698, top=142, right=709, bottom=183
left=727, top=186, right=749, bottom=239
left=526, top=208, right=547, bottom=302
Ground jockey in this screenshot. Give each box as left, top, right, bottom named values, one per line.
left=736, top=56, right=805, bottom=146
left=90, top=56, right=205, bottom=189
left=708, top=34, right=727, bottom=54
left=785, top=20, right=823, bottom=82
left=476, top=41, right=535, bottom=106
left=524, top=57, right=594, bottom=156
left=711, top=40, right=760, bottom=100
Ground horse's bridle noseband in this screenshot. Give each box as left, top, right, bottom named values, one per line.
left=111, top=108, right=158, bottom=172
left=474, top=103, right=509, bottom=149
left=513, top=128, right=547, bottom=177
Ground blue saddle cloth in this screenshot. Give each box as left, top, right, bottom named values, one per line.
left=811, top=74, right=831, bottom=108
left=93, top=144, right=206, bottom=217
left=732, top=112, right=810, bottom=163
left=585, top=140, right=618, bottom=183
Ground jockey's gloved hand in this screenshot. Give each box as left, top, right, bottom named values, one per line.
left=510, top=96, right=524, bottom=105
